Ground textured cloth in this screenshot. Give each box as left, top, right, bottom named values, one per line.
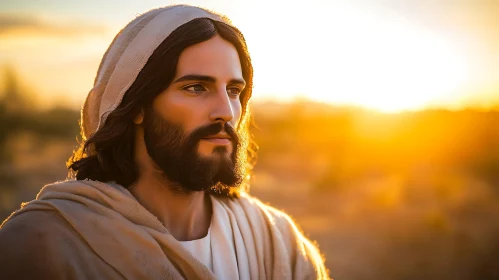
left=81, top=5, right=230, bottom=139
left=179, top=226, right=214, bottom=272
left=209, top=197, right=248, bottom=280
left=179, top=198, right=244, bottom=280
left=0, top=180, right=329, bottom=279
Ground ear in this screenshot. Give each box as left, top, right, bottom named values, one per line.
left=133, top=109, right=144, bottom=124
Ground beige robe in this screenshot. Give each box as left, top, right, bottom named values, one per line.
left=0, top=180, right=329, bottom=279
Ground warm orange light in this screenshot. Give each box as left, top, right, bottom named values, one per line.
left=236, top=3, right=471, bottom=113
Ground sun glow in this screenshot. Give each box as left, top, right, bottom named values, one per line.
left=1, top=0, right=490, bottom=112
left=235, top=2, right=471, bottom=112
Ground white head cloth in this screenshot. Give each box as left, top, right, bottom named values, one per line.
left=81, top=5, right=231, bottom=139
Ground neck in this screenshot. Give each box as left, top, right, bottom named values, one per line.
left=129, top=172, right=212, bottom=241
left=130, top=125, right=212, bottom=241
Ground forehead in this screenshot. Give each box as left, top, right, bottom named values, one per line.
left=174, top=35, right=243, bottom=79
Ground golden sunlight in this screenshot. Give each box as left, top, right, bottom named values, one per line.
left=236, top=2, right=471, bottom=112
left=2, top=2, right=499, bottom=279
left=0, top=0, right=495, bottom=112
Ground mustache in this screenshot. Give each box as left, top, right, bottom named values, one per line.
left=187, top=122, right=239, bottom=145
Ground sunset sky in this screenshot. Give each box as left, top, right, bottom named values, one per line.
left=0, top=0, right=498, bottom=112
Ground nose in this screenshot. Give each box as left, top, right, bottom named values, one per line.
left=209, top=89, right=235, bottom=123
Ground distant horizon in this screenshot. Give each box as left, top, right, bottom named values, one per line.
left=2, top=73, right=498, bottom=115
left=1, top=0, right=498, bottom=113
left=1, top=64, right=498, bottom=114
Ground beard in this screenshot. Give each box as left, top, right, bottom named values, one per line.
left=142, top=107, right=245, bottom=194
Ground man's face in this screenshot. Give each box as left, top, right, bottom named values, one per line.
left=142, top=35, right=246, bottom=192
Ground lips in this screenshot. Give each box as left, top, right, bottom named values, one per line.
left=202, top=133, right=232, bottom=144
left=202, top=133, right=231, bottom=140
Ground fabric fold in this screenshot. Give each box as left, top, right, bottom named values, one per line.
left=2, top=180, right=328, bottom=279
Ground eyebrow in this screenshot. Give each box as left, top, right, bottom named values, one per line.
left=173, top=74, right=246, bottom=86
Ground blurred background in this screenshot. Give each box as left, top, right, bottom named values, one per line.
left=1, top=0, right=498, bottom=279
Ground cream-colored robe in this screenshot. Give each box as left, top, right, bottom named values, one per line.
left=0, top=180, right=329, bottom=279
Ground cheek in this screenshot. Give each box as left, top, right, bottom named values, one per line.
left=153, top=92, right=205, bottom=132
left=232, top=100, right=243, bottom=126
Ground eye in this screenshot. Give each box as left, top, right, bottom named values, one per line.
left=227, top=87, right=242, bottom=97
left=183, top=84, right=207, bottom=94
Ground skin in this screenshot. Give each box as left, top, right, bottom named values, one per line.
left=128, top=35, right=245, bottom=241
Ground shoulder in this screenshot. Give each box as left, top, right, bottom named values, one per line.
left=0, top=209, right=74, bottom=246
left=234, top=193, right=307, bottom=236
left=218, top=193, right=330, bottom=279
left=0, top=210, right=76, bottom=279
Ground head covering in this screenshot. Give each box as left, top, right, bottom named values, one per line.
left=81, top=5, right=232, bottom=140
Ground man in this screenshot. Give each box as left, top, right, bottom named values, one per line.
left=0, top=5, right=329, bottom=279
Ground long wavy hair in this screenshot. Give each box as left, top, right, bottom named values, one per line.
left=68, top=18, right=257, bottom=197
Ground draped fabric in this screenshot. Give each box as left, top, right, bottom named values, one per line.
left=0, top=180, right=329, bottom=279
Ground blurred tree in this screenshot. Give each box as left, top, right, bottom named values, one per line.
left=2, top=67, right=29, bottom=113
left=0, top=66, right=23, bottom=163
left=0, top=67, right=79, bottom=208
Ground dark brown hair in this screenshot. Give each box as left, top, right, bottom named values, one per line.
left=68, top=18, right=256, bottom=197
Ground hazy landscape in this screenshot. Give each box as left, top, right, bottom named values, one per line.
left=1, top=70, right=499, bottom=279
